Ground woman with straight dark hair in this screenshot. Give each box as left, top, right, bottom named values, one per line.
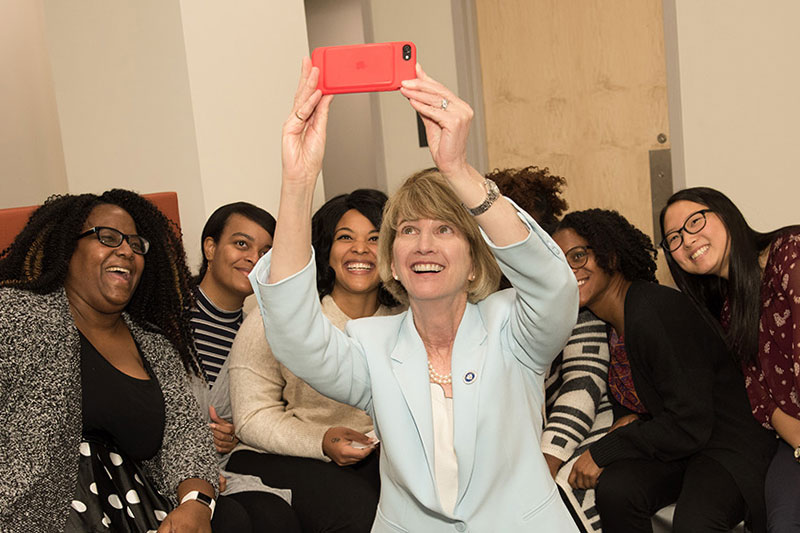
left=552, top=208, right=775, bottom=533
left=227, top=189, right=399, bottom=532
left=188, top=202, right=300, bottom=533
left=661, top=187, right=800, bottom=532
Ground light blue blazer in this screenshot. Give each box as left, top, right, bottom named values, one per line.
left=250, top=208, right=579, bottom=532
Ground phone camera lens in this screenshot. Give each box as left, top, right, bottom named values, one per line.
left=402, top=44, right=412, bottom=61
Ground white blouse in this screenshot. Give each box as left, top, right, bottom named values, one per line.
left=430, top=383, right=458, bottom=515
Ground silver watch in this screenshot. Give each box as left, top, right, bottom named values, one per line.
left=465, top=178, right=500, bottom=216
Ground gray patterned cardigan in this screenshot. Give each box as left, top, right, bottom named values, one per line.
left=0, top=287, right=218, bottom=532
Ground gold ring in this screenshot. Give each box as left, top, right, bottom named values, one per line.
left=295, top=111, right=305, bottom=121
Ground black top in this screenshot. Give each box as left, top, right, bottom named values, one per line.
left=80, top=331, right=165, bottom=461
left=589, top=281, right=776, bottom=532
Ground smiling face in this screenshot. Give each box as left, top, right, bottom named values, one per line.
left=662, top=199, right=731, bottom=278
left=201, top=213, right=273, bottom=309
left=553, top=228, right=615, bottom=310
left=329, top=209, right=381, bottom=300
left=64, top=204, right=145, bottom=314
left=391, top=218, right=473, bottom=307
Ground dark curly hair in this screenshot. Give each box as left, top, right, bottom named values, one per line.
left=0, top=189, right=202, bottom=376
left=487, top=166, right=568, bottom=234
left=311, top=189, right=398, bottom=307
left=555, top=208, right=658, bottom=283
left=659, top=187, right=800, bottom=364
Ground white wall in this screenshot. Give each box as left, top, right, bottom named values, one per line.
left=42, top=0, right=207, bottom=266
left=0, top=0, right=67, bottom=207
left=368, top=0, right=461, bottom=193
left=179, top=0, right=322, bottom=247
left=305, top=0, right=379, bottom=198
left=667, top=0, right=800, bottom=231
left=2, top=1, right=313, bottom=271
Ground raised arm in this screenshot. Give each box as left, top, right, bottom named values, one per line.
left=400, top=65, right=528, bottom=246
left=403, top=65, right=577, bottom=368
left=269, top=57, right=333, bottom=284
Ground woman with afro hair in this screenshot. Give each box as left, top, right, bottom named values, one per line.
left=551, top=209, right=775, bottom=533
left=493, top=167, right=612, bottom=533
left=0, top=190, right=220, bottom=532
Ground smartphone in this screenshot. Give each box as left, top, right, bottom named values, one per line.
left=311, top=41, right=416, bottom=95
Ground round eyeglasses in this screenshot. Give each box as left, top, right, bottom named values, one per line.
left=661, top=209, right=711, bottom=252
left=77, top=226, right=150, bottom=255
left=564, top=245, right=592, bottom=269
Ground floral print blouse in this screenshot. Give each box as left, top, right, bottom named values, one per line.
left=740, top=231, right=800, bottom=428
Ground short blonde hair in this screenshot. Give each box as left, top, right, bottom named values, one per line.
left=378, top=168, right=501, bottom=305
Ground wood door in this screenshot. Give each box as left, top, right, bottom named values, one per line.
left=474, top=0, right=672, bottom=281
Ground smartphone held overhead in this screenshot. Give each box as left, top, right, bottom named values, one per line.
left=311, top=41, right=416, bottom=95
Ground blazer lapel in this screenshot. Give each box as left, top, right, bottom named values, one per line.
left=451, top=303, right=488, bottom=508
left=390, top=310, right=437, bottom=484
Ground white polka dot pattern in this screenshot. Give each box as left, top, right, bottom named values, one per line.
left=126, top=489, right=141, bottom=504
left=71, top=500, right=87, bottom=512
left=108, top=494, right=123, bottom=509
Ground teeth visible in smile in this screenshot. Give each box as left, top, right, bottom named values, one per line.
left=107, top=266, right=130, bottom=274
left=411, top=263, right=443, bottom=273
left=577, top=279, right=587, bottom=286
left=691, top=245, right=709, bottom=260
left=346, top=262, right=374, bottom=271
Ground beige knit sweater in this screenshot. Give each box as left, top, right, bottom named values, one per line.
left=229, top=295, right=396, bottom=461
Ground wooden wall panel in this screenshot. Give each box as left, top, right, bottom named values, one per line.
left=474, top=0, right=672, bottom=280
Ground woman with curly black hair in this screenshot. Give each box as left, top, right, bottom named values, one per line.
left=0, top=190, right=218, bottom=532
left=227, top=189, right=400, bottom=532
left=487, top=165, right=568, bottom=234
left=495, top=169, right=613, bottom=533
left=551, top=209, right=775, bottom=533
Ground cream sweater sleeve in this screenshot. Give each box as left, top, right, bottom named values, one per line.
left=229, top=312, right=331, bottom=461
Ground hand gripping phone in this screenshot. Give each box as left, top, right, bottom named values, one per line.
left=311, top=41, right=416, bottom=95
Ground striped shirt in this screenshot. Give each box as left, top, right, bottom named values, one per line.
left=190, top=288, right=243, bottom=385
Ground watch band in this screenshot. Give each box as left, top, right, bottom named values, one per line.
left=465, top=178, right=500, bottom=216
left=180, top=490, right=216, bottom=519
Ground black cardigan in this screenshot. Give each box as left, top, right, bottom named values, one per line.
left=589, top=282, right=775, bottom=531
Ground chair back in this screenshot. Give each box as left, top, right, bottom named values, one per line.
left=0, top=192, right=181, bottom=253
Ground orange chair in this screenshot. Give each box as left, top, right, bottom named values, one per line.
left=0, top=192, right=181, bottom=253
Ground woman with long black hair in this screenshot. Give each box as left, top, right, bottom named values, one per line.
left=661, top=187, right=800, bottom=531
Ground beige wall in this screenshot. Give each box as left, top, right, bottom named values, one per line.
left=667, top=0, right=800, bottom=231
left=42, top=0, right=207, bottom=266
left=179, top=0, right=320, bottom=242
left=305, top=0, right=379, bottom=199
left=2, top=1, right=313, bottom=271
left=0, top=0, right=67, bottom=207
left=368, top=0, right=461, bottom=193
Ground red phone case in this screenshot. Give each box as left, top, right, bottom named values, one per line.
left=311, top=41, right=416, bottom=95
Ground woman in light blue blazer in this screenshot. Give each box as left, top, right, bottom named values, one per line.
left=250, top=59, right=580, bottom=532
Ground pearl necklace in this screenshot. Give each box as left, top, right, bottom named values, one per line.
left=428, top=359, right=452, bottom=385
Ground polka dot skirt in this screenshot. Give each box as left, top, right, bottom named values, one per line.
left=66, top=439, right=172, bottom=532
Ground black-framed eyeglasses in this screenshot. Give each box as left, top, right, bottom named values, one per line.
left=77, top=226, right=150, bottom=255
left=661, top=209, right=712, bottom=252
left=564, top=245, right=592, bottom=269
